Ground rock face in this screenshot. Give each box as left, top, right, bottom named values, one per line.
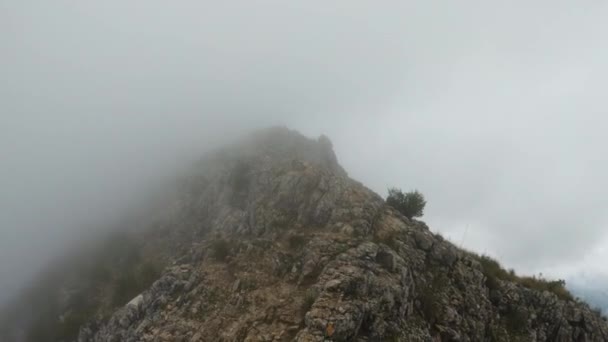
left=12, top=127, right=608, bottom=341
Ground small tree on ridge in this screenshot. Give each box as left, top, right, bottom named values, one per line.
left=386, top=188, right=426, bottom=219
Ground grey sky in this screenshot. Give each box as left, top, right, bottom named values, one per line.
left=2, top=1, right=608, bottom=305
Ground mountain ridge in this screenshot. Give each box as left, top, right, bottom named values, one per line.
left=2, top=127, right=607, bottom=341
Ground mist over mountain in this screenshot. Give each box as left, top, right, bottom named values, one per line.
left=3, top=1, right=608, bottom=340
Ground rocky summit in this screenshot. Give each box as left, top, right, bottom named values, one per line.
left=4, top=127, right=608, bottom=341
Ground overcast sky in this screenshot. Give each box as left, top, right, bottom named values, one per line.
left=2, top=1, right=608, bottom=306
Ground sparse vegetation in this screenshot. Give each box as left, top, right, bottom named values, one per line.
left=419, top=271, right=449, bottom=323
left=386, top=188, right=426, bottom=219
left=206, top=287, right=222, bottom=304
left=111, top=261, right=162, bottom=306
left=478, top=254, right=517, bottom=290
left=230, top=161, right=251, bottom=208
left=302, top=288, right=319, bottom=313
left=342, top=278, right=360, bottom=298
left=57, top=304, right=97, bottom=340
left=288, top=234, right=308, bottom=249
left=503, top=307, right=529, bottom=334
left=373, top=229, right=400, bottom=250
left=518, top=276, right=573, bottom=301
left=211, top=238, right=233, bottom=261
left=473, top=253, right=573, bottom=301
left=193, top=286, right=225, bottom=320
left=239, top=278, right=258, bottom=291
left=231, top=160, right=251, bottom=192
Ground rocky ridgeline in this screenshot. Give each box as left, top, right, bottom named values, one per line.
left=67, top=127, right=608, bottom=341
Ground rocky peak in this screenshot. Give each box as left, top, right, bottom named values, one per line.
left=199, top=126, right=346, bottom=177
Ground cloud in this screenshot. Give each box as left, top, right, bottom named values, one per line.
left=2, top=0, right=608, bottom=304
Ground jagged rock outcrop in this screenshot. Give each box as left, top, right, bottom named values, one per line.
left=10, top=127, right=608, bottom=341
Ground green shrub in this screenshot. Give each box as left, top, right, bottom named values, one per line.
left=111, top=272, right=139, bottom=306
left=230, top=161, right=251, bottom=208
left=478, top=255, right=516, bottom=290
left=386, top=188, right=426, bottom=219
left=288, top=234, right=308, bottom=249
left=504, top=307, right=529, bottom=334
left=211, top=238, right=232, bottom=261
left=138, top=262, right=162, bottom=286
left=301, top=288, right=319, bottom=313
left=57, top=309, right=95, bottom=341
left=111, top=261, right=162, bottom=307
left=419, top=272, right=448, bottom=323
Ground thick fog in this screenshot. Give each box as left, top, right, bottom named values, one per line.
left=2, top=1, right=608, bottom=307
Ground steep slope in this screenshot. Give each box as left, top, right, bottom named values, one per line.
left=3, top=127, right=608, bottom=341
